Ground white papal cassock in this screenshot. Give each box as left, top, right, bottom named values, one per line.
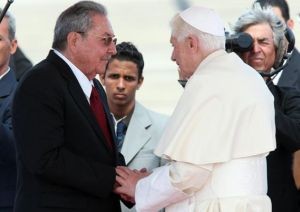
left=134, top=50, right=276, bottom=212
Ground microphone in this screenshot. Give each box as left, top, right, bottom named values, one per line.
left=225, top=32, right=253, bottom=53
left=0, top=0, right=14, bottom=24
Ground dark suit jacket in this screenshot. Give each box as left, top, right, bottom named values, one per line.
left=0, top=69, right=17, bottom=211
left=12, top=50, right=123, bottom=212
left=9, top=47, right=33, bottom=81
left=278, top=49, right=300, bottom=91
left=267, top=81, right=300, bottom=212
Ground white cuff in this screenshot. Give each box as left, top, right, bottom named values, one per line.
left=135, top=165, right=189, bottom=212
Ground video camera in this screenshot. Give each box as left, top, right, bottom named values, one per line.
left=225, top=28, right=295, bottom=54
left=225, top=32, right=253, bottom=53
left=225, top=28, right=295, bottom=77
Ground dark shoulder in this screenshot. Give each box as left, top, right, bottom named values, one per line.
left=278, top=86, right=300, bottom=98
left=16, top=58, right=67, bottom=99
left=276, top=86, right=300, bottom=111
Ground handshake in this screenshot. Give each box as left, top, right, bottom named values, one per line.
left=114, top=166, right=150, bottom=203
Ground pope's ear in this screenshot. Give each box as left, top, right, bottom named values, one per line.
left=186, top=35, right=199, bottom=53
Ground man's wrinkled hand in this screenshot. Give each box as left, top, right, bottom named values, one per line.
left=113, top=166, right=150, bottom=200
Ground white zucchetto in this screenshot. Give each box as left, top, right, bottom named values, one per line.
left=179, top=6, right=225, bottom=37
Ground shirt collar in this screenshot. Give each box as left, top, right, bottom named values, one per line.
left=111, top=105, right=135, bottom=128
left=53, top=49, right=93, bottom=100
left=0, top=67, right=10, bottom=80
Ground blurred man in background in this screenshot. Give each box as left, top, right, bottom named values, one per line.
left=0, top=9, right=18, bottom=212
left=9, top=47, right=32, bottom=81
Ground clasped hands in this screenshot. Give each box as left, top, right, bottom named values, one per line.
left=114, top=166, right=150, bottom=203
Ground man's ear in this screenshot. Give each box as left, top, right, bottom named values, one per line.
left=10, top=39, right=17, bottom=55
left=67, top=32, right=81, bottom=53
left=287, top=19, right=294, bottom=30
left=137, top=76, right=144, bottom=89
left=186, top=35, right=199, bottom=53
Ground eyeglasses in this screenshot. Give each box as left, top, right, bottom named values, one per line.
left=76, top=31, right=117, bottom=46
left=101, top=36, right=117, bottom=46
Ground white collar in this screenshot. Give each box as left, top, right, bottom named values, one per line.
left=53, top=49, right=93, bottom=100
left=0, top=67, right=10, bottom=80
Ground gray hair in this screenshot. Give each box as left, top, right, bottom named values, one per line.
left=52, top=1, right=107, bottom=51
left=0, top=9, right=16, bottom=40
left=233, top=5, right=286, bottom=63
left=170, top=14, right=225, bottom=52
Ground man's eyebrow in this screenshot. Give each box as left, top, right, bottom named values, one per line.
left=257, top=37, right=272, bottom=42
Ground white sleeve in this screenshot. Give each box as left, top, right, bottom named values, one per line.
left=135, top=162, right=212, bottom=212
left=170, top=161, right=212, bottom=195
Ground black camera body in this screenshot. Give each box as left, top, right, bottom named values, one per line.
left=225, top=28, right=295, bottom=77
left=225, top=32, right=253, bottom=53
left=226, top=28, right=294, bottom=54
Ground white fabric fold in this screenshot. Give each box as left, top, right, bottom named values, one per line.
left=170, top=162, right=212, bottom=195
left=155, top=50, right=276, bottom=164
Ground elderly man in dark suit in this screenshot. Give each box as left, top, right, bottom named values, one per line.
left=0, top=8, right=18, bottom=212
left=12, top=1, right=126, bottom=212
left=9, top=47, right=32, bottom=81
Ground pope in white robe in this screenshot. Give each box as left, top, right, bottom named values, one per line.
left=114, top=6, right=276, bottom=212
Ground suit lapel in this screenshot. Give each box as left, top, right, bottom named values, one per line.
left=0, top=70, right=16, bottom=98
left=278, top=50, right=299, bottom=86
left=47, top=51, right=113, bottom=153
left=0, top=70, right=17, bottom=117
left=121, top=103, right=151, bottom=164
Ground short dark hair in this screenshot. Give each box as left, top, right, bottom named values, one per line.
left=108, top=42, right=144, bottom=79
left=255, top=0, right=290, bottom=22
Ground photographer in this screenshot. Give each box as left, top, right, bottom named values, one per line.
left=233, top=5, right=300, bottom=212
left=255, top=0, right=300, bottom=90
